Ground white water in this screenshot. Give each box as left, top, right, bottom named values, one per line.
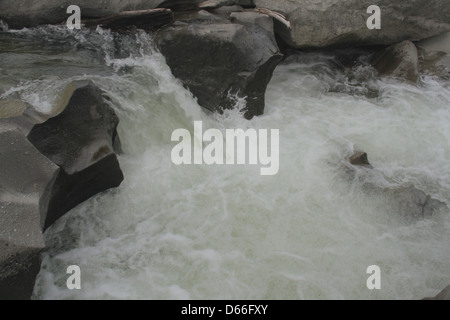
left=2, top=26, right=449, bottom=300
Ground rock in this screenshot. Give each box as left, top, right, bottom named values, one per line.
left=349, top=151, right=372, bottom=168
left=0, top=80, right=124, bottom=299
left=0, top=0, right=202, bottom=29
left=27, top=80, right=124, bottom=230
left=372, top=41, right=420, bottom=82
left=236, top=0, right=255, bottom=7
left=0, top=99, right=48, bottom=135
left=0, top=100, right=27, bottom=118
left=0, top=127, right=59, bottom=300
left=160, top=0, right=204, bottom=11
left=199, top=0, right=254, bottom=9
left=423, top=285, right=450, bottom=300
left=386, top=185, right=445, bottom=218
left=418, top=32, right=450, bottom=54
left=156, top=11, right=283, bottom=119
left=344, top=150, right=445, bottom=220
left=253, top=0, right=450, bottom=48
left=211, top=5, right=245, bottom=15
left=83, top=8, right=174, bottom=30
left=199, top=0, right=236, bottom=9
left=417, top=32, right=450, bottom=77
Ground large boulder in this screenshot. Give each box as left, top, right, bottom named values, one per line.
left=156, top=11, right=283, bottom=119
left=0, top=80, right=124, bottom=299
left=253, top=0, right=450, bottom=48
left=0, top=0, right=202, bottom=29
left=27, top=80, right=124, bottom=230
left=371, top=41, right=420, bottom=82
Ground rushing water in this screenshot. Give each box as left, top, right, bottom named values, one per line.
left=1, top=26, right=449, bottom=300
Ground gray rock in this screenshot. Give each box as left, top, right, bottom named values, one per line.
left=83, top=8, right=174, bottom=30
left=417, top=32, right=450, bottom=77
left=211, top=5, right=244, bottom=15
left=0, top=127, right=59, bottom=300
left=0, top=0, right=202, bottom=28
left=423, top=285, right=450, bottom=300
left=0, top=99, right=48, bottom=135
left=0, top=80, right=124, bottom=299
left=199, top=0, right=254, bottom=9
left=254, top=0, right=450, bottom=48
left=199, top=0, right=236, bottom=9
left=156, top=11, right=283, bottom=119
left=418, top=32, right=450, bottom=54
left=349, top=151, right=372, bottom=168
left=27, top=80, right=124, bottom=230
left=236, top=0, right=255, bottom=7
left=345, top=151, right=446, bottom=220
left=372, top=41, right=420, bottom=82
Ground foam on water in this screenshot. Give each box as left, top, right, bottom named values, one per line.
left=2, top=26, right=448, bottom=300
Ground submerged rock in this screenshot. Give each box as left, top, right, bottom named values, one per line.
left=372, top=41, right=420, bottom=83
left=346, top=150, right=445, bottom=220
left=156, top=11, right=283, bottom=119
left=253, top=0, right=450, bottom=48
left=0, top=80, right=123, bottom=299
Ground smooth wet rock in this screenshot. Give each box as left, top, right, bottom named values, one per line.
left=83, top=8, right=174, bottom=30
left=27, top=80, right=124, bottom=230
left=372, top=41, right=420, bottom=82
left=253, top=0, right=450, bottom=48
left=0, top=0, right=202, bottom=28
left=156, top=11, right=283, bottom=119
left=0, top=127, right=59, bottom=300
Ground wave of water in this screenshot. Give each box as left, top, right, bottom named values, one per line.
left=1, top=26, right=449, bottom=299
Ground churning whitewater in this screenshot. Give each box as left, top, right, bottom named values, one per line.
left=1, top=26, right=448, bottom=300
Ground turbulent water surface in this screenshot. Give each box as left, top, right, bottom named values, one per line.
left=1, top=26, right=449, bottom=300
